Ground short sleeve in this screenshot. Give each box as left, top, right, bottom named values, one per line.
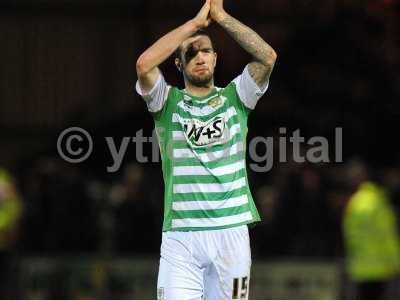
left=135, top=73, right=170, bottom=113
left=232, top=64, right=269, bottom=110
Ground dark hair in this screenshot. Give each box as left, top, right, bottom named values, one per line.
left=174, top=29, right=213, bottom=60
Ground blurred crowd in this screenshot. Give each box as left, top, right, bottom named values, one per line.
left=1, top=155, right=398, bottom=260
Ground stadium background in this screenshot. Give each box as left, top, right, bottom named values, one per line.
left=0, top=0, right=399, bottom=299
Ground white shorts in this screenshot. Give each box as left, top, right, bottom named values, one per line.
left=157, top=225, right=251, bottom=300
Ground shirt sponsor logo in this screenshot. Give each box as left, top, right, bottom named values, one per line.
left=182, top=115, right=226, bottom=147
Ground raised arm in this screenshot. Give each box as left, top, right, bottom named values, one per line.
left=210, top=0, right=277, bottom=88
left=136, top=0, right=212, bottom=93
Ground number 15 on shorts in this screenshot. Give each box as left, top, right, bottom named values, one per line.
left=232, top=276, right=249, bottom=299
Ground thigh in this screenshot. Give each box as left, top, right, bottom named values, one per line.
left=157, top=232, right=204, bottom=300
left=205, top=226, right=252, bottom=300
left=157, top=257, right=204, bottom=300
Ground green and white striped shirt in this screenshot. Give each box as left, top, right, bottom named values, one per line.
left=136, top=65, right=269, bottom=231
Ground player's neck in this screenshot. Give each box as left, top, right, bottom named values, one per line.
left=184, top=80, right=215, bottom=98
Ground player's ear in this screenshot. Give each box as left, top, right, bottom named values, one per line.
left=213, top=51, right=217, bottom=68
left=175, top=58, right=182, bottom=72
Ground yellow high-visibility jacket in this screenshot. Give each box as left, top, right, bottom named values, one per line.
left=0, top=168, right=23, bottom=249
left=344, top=182, right=400, bottom=281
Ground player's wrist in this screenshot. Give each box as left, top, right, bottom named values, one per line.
left=212, top=10, right=228, bottom=23
left=188, top=18, right=206, bottom=31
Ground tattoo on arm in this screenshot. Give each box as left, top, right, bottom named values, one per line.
left=248, top=61, right=271, bottom=88
left=218, top=14, right=276, bottom=87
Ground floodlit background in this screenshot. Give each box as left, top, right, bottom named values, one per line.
left=0, top=0, right=399, bottom=299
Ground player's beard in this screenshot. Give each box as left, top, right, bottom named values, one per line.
left=184, top=70, right=213, bottom=88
